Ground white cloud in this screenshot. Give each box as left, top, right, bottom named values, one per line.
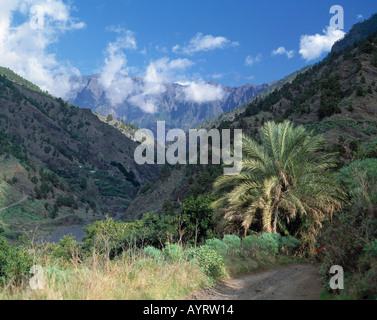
left=99, top=28, right=137, bottom=91
left=128, top=95, right=158, bottom=114
left=99, top=55, right=195, bottom=113
left=272, top=46, right=295, bottom=59
left=173, top=32, right=239, bottom=55
left=299, top=26, right=345, bottom=61
left=245, top=54, right=261, bottom=67
left=357, top=14, right=364, bottom=20
left=147, top=58, right=193, bottom=81
left=107, top=27, right=137, bottom=51
left=179, top=80, right=226, bottom=103
left=129, top=57, right=194, bottom=112
left=0, top=0, right=85, bottom=98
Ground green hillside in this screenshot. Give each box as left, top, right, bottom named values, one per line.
left=0, top=71, right=159, bottom=241
left=0, top=67, right=43, bottom=93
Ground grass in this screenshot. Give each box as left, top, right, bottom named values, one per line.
left=0, top=240, right=302, bottom=300
left=0, top=251, right=211, bottom=300
left=0, top=182, right=21, bottom=208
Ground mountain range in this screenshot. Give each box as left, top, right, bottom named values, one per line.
left=123, top=14, right=377, bottom=219
left=69, top=75, right=270, bottom=131
left=1, top=13, right=377, bottom=241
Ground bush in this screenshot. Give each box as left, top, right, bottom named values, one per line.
left=82, top=219, right=141, bottom=258
left=320, top=158, right=377, bottom=299
left=183, top=247, right=198, bottom=262
left=0, top=237, right=33, bottom=285
left=336, top=158, right=377, bottom=206
left=260, top=233, right=282, bottom=254
left=195, top=245, right=227, bottom=282
left=163, top=244, right=184, bottom=262
left=222, top=235, right=241, bottom=254
left=0, top=221, right=5, bottom=234
left=362, top=239, right=377, bottom=261
left=143, top=246, right=163, bottom=260
left=52, top=236, right=80, bottom=262
left=280, top=236, right=301, bottom=253
left=205, top=238, right=228, bottom=254
left=242, top=235, right=274, bottom=252
left=356, top=85, right=364, bottom=97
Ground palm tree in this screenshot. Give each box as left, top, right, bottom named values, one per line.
left=212, top=120, right=344, bottom=239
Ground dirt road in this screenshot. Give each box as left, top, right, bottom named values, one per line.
left=191, top=264, right=322, bottom=300
left=0, top=195, right=28, bottom=213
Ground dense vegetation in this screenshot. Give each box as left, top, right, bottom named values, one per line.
left=1, top=14, right=377, bottom=300
left=212, top=121, right=344, bottom=254
left=319, top=158, right=377, bottom=299
left=0, top=226, right=299, bottom=299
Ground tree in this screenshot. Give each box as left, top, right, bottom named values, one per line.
left=372, top=52, right=377, bottom=67
left=181, top=195, right=215, bottom=244
left=107, top=114, right=114, bottom=122
left=212, top=121, right=344, bottom=246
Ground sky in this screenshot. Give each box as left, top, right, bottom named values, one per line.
left=1, top=0, right=377, bottom=113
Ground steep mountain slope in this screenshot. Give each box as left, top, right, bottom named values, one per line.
left=69, top=75, right=269, bottom=131
left=0, top=73, right=159, bottom=240
left=197, top=65, right=311, bottom=130
left=123, top=16, right=377, bottom=222
left=239, top=37, right=377, bottom=148
left=332, top=13, right=377, bottom=53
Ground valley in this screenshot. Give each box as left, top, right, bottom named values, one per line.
left=0, top=4, right=377, bottom=302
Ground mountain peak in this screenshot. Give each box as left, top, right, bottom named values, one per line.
left=332, top=13, right=377, bottom=52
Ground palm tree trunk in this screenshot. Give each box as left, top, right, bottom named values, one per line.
left=272, top=208, right=279, bottom=234
left=263, top=217, right=272, bottom=234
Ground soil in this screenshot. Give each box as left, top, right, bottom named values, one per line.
left=190, top=264, right=322, bottom=300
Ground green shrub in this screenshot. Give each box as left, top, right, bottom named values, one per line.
left=222, top=235, right=241, bottom=252
left=163, top=244, right=184, bottom=262
left=336, top=158, right=377, bottom=206
left=82, top=219, right=140, bottom=258
left=0, top=221, right=5, bottom=234
left=205, top=238, right=228, bottom=254
left=363, top=239, right=377, bottom=259
left=195, top=245, right=227, bottom=282
left=52, top=236, right=80, bottom=261
left=361, top=140, right=377, bottom=159
left=280, top=236, right=301, bottom=253
left=183, top=247, right=198, bottom=262
left=242, top=235, right=274, bottom=252
left=0, top=231, right=20, bottom=240
left=356, top=85, right=364, bottom=97
left=260, top=233, right=282, bottom=254
left=143, top=246, right=163, bottom=260
left=0, top=237, right=33, bottom=285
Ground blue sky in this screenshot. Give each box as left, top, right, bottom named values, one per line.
left=56, top=0, right=377, bottom=85
left=1, top=0, right=377, bottom=108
